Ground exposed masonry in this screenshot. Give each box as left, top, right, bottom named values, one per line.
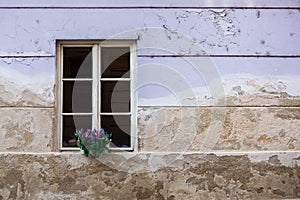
left=0, top=108, right=54, bottom=152
left=138, top=107, right=300, bottom=152
left=0, top=153, right=299, bottom=199
left=1, top=106, right=300, bottom=153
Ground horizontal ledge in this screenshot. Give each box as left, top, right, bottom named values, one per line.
left=1, top=106, right=300, bottom=109
left=59, top=147, right=79, bottom=151
left=0, top=106, right=54, bottom=109
left=138, top=105, right=300, bottom=108
left=1, top=55, right=300, bottom=59
left=60, top=147, right=134, bottom=151
left=0, top=150, right=299, bottom=155
left=0, top=0, right=300, bottom=9
left=138, top=55, right=300, bottom=58
left=0, top=55, right=55, bottom=58
left=0, top=7, right=300, bottom=9
left=131, top=150, right=300, bottom=155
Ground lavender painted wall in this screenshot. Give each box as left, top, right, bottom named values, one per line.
left=0, top=2, right=299, bottom=107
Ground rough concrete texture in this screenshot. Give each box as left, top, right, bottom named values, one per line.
left=0, top=108, right=54, bottom=152
left=0, top=153, right=299, bottom=199
left=138, top=107, right=300, bottom=152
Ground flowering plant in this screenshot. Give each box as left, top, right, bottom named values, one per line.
left=75, top=129, right=112, bottom=158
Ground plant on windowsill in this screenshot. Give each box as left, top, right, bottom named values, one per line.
left=75, top=129, right=112, bottom=158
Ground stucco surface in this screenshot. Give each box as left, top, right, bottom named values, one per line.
left=0, top=108, right=54, bottom=152
left=1, top=0, right=299, bottom=8
left=137, top=57, right=300, bottom=106
left=0, top=57, right=55, bottom=107
left=0, top=106, right=299, bottom=153
left=0, top=153, right=299, bottom=199
left=138, top=107, right=300, bottom=152
left=138, top=57, right=300, bottom=105
left=0, top=9, right=299, bottom=56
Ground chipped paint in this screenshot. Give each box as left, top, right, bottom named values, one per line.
left=0, top=57, right=55, bottom=107
left=0, top=9, right=299, bottom=55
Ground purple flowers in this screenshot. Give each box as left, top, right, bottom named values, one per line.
left=75, top=129, right=112, bottom=157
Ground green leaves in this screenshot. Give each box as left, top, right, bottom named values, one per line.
left=75, top=129, right=111, bottom=158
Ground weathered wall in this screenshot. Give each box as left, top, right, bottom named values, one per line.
left=1, top=153, right=300, bottom=199
left=0, top=0, right=299, bottom=199
left=138, top=107, right=300, bottom=152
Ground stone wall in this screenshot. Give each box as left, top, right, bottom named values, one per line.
left=1, top=153, right=300, bottom=199
left=0, top=0, right=299, bottom=199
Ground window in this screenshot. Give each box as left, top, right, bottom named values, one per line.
left=57, top=41, right=136, bottom=151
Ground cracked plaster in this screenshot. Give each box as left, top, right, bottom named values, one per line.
left=0, top=9, right=298, bottom=56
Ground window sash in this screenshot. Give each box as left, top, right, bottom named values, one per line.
left=57, top=41, right=136, bottom=151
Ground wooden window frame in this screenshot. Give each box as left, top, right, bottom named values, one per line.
left=56, top=40, right=137, bottom=151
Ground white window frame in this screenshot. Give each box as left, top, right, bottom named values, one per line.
left=56, top=40, right=137, bottom=151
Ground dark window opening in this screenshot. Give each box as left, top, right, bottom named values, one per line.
left=101, top=47, right=130, bottom=78
left=101, top=81, right=130, bottom=113
left=63, top=47, right=92, bottom=78
left=101, top=115, right=131, bottom=148
left=62, top=115, right=92, bottom=147
left=63, top=81, right=92, bottom=113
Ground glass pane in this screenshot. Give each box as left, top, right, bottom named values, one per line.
left=63, top=47, right=92, bottom=78
left=101, top=115, right=130, bottom=148
left=62, top=115, right=92, bottom=147
left=63, top=81, right=92, bottom=113
left=101, top=81, right=130, bottom=113
left=101, top=47, right=130, bottom=78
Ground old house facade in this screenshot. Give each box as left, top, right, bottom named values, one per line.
left=0, top=0, right=300, bottom=199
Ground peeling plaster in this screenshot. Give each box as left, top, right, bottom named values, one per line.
left=138, top=73, right=300, bottom=106
left=0, top=153, right=299, bottom=199
left=138, top=107, right=300, bottom=152
left=0, top=58, right=55, bottom=107
left=0, top=108, right=54, bottom=152
left=0, top=9, right=299, bottom=55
